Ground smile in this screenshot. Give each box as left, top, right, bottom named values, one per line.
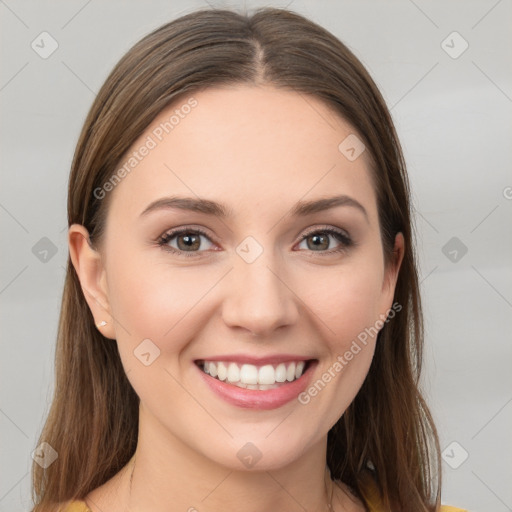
left=197, top=360, right=309, bottom=390
left=194, top=358, right=317, bottom=409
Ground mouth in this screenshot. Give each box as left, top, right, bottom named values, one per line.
left=194, top=357, right=317, bottom=409
left=195, top=359, right=313, bottom=390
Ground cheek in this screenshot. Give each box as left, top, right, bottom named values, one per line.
left=301, top=260, right=385, bottom=345
left=296, top=266, right=383, bottom=426
left=104, top=256, right=215, bottom=405
left=106, top=250, right=222, bottom=350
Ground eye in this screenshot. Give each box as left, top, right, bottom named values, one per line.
left=156, top=225, right=354, bottom=258
left=295, top=226, right=353, bottom=255
left=157, top=227, right=215, bottom=257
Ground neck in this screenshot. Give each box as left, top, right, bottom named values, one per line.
left=124, top=410, right=336, bottom=512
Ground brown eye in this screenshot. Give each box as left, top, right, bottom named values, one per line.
left=158, top=227, right=214, bottom=257
left=175, top=233, right=201, bottom=251
left=296, top=228, right=353, bottom=254
left=305, top=232, right=330, bottom=251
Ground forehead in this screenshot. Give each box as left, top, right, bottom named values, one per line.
left=107, top=84, right=377, bottom=225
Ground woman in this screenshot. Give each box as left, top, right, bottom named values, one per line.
left=31, top=7, right=466, bottom=512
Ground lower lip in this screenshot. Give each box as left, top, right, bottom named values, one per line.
left=196, top=361, right=317, bottom=410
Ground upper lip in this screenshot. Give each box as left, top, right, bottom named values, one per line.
left=195, top=354, right=316, bottom=365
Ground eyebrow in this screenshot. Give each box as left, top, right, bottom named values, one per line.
left=139, top=194, right=369, bottom=222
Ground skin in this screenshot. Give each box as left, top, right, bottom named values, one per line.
left=69, top=84, right=404, bottom=511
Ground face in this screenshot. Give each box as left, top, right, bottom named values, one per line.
left=72, top=84, right=403, bottom=471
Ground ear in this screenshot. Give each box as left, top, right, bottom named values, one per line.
left=68, top=224, right=116, bottom=340
left=378, top=232, right=405, bottom=318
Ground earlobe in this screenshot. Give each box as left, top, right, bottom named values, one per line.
left=68, top=224, right=116, bottom=339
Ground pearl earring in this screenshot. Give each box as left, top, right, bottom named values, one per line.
left=96, top=320, right=107, bottom=328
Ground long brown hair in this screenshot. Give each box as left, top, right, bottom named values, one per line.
left=31, top=7, right=441, bottom=511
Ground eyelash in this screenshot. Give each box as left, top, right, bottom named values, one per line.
left=156, top=225, right=354, bottom=258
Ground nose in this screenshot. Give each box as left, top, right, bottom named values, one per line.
left=221, top=248, right=299, bottom=338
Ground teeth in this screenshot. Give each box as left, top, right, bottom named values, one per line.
left=217, top=362, right=227, bottom=381
left=286, top=362, right=296, bottom=382
left=200, top=360, right=308, bottom=387
left=275, top=363, right=287, bottom=382
left=227, top=362, right=240, bottom=383
left=295, top=361, right=305, bottom=379
left=240, top=364, right=258, bottom=384
left=258, top=365, right=275, bottom=385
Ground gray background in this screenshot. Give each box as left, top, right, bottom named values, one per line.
left=1, top=1, right=511, bottom=510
